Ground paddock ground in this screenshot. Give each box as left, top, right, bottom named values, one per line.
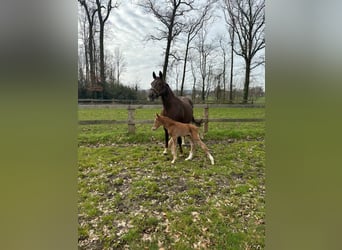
left=78, top=107, right=265, bottom=249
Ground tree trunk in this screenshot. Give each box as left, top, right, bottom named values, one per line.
left=201, top=77, right=205, bottom=101
left=243, top=59, right=251, bottom=103
left=229, top=31, right=234, bottom=103
left=117, top=59, right=120, bottom=84
left=162, top=18, right=174, bottom=82
left=79, top=1, right=96, bottom=88
left=162, top=36, right=171, bottom=81
left=180, top=34, right=191, bottom=96
left=84, top=41, right=90, bottom=84
left=222, top=54, right=226, bottom=102
left=88, top=25, right=96, bottom=87
left=162, top=5, right=177, bottom=82
left=96, top=0, right=116, bottom=86
left=99, top=25, right=105, bottom=84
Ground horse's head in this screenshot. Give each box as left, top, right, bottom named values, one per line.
left=151, top=113, right=162, bottom=131
left=148, top=71, right=168, bottom=101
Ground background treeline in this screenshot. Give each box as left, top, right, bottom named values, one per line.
left=78, top=0, right=265, bottom=103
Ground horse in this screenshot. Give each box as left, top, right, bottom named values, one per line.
left=152, top=114, right=214, bottom=165
left=148, top=71, right=201, bottom=155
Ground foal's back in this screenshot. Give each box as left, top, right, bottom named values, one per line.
left=170, top=121, right=199, bottom=139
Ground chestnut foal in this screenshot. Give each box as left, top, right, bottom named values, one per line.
left=152, top=114, right=214, bottom=165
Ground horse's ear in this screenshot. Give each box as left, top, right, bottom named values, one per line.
left=159, top=71, right=163, bottom=79
left=156, top=113, right=160, bottom=117
left=153, top=72, right=156, bottom=79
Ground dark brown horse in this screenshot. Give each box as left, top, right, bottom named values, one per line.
left=148, top=71, right=201, bottom=155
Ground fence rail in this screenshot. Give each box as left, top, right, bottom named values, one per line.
left=78, top=118, right=265, bottom=126
left=79, top=103, right=265, bottom=109
left=79, top=106, right=264, bottom=134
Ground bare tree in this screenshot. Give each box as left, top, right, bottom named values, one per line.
left=138, top=0, right=196, bottom=81
left=222, top=0, right=265, bottom=103
left=218, top=35, right=228, bottom=101
left=114, top=47, right=127, bottom=84
left=189, top=52, right=198, bottom=101
left=205, top=60, right=218, bottom=100
left=78, top=0, right=99, bottom=90
left=169, top=56, right=183, bottom=95
left=104, top=50, right=116, bottom=85
left=95, top=0, right=119, bottom=84
left=222, top=2, right=237, bottom=103
left=228, top=26, right=235, bottom=103
left=195, top=25, right=216, bottom=102
left=78, top=10, right=90, bottom=85
left=179, top=1, right=215, bottom=96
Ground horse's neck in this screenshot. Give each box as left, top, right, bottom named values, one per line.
left=161, top=87, right=176, bottom=108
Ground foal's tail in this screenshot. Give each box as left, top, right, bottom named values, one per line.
left=192, top=117, right=203, bottom=127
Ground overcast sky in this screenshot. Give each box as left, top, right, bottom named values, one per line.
left=98, top=1, right=265, bottom=90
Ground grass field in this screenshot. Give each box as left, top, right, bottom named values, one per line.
left=78, top=106, right=265, bottom=249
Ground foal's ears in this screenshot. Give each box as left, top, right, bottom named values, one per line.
left=152, top=71, right=156, bottom=79
left=155, top=113, right=160, bottom=118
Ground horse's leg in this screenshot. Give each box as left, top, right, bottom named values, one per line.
left=185, top=138, right=194, bottom=161
left=171, top=137, right=177, bottom=164
left=168, top=138, right=173, bottom=147
left=177, top=136, right=183, bottom=155
left=181, top=136, right=186, bottom=145
left=163, top=128, right=168, bottom=155
left=195, top=138, right=214, bottom=165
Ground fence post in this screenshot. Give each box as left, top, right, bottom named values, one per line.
left=127, top=106, right=135, bottom=134
left=204, top=105, right=209, bottom=134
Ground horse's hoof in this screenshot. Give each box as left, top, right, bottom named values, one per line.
left=163, top=149, right=168, bottom=155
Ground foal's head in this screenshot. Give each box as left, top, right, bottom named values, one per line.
left=151, top=113, right=163, bottom=131
left=148, top=71, right=170, bottom=101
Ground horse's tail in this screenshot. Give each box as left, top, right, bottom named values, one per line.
left=192, top=116, right=203, bottom=127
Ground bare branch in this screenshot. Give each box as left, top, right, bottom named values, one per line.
left=137, top=0, right=199, bottom=80
left=169, top=52, right=183, bottom=61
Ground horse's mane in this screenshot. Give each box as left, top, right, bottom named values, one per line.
left=164, top=83, right=175, bottom=97
left=164, top=83, right=193, bottom=105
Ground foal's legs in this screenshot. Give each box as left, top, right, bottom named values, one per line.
left=195, top=139, right=215, bottom=165
left=164, top=133, right=183, bottom=155
left=185, top=138, right=194, bottom=161
left=163, top=127, right=168, bottom=155
left=170, top=137, right=178, bottom=164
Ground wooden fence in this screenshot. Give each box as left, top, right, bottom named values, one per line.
left=79, top=105, right=265, bottom=134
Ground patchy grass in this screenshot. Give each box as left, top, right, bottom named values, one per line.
left=78, top=107, right=265, bottom=249
left=78, top=107, right=265, bottom=121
